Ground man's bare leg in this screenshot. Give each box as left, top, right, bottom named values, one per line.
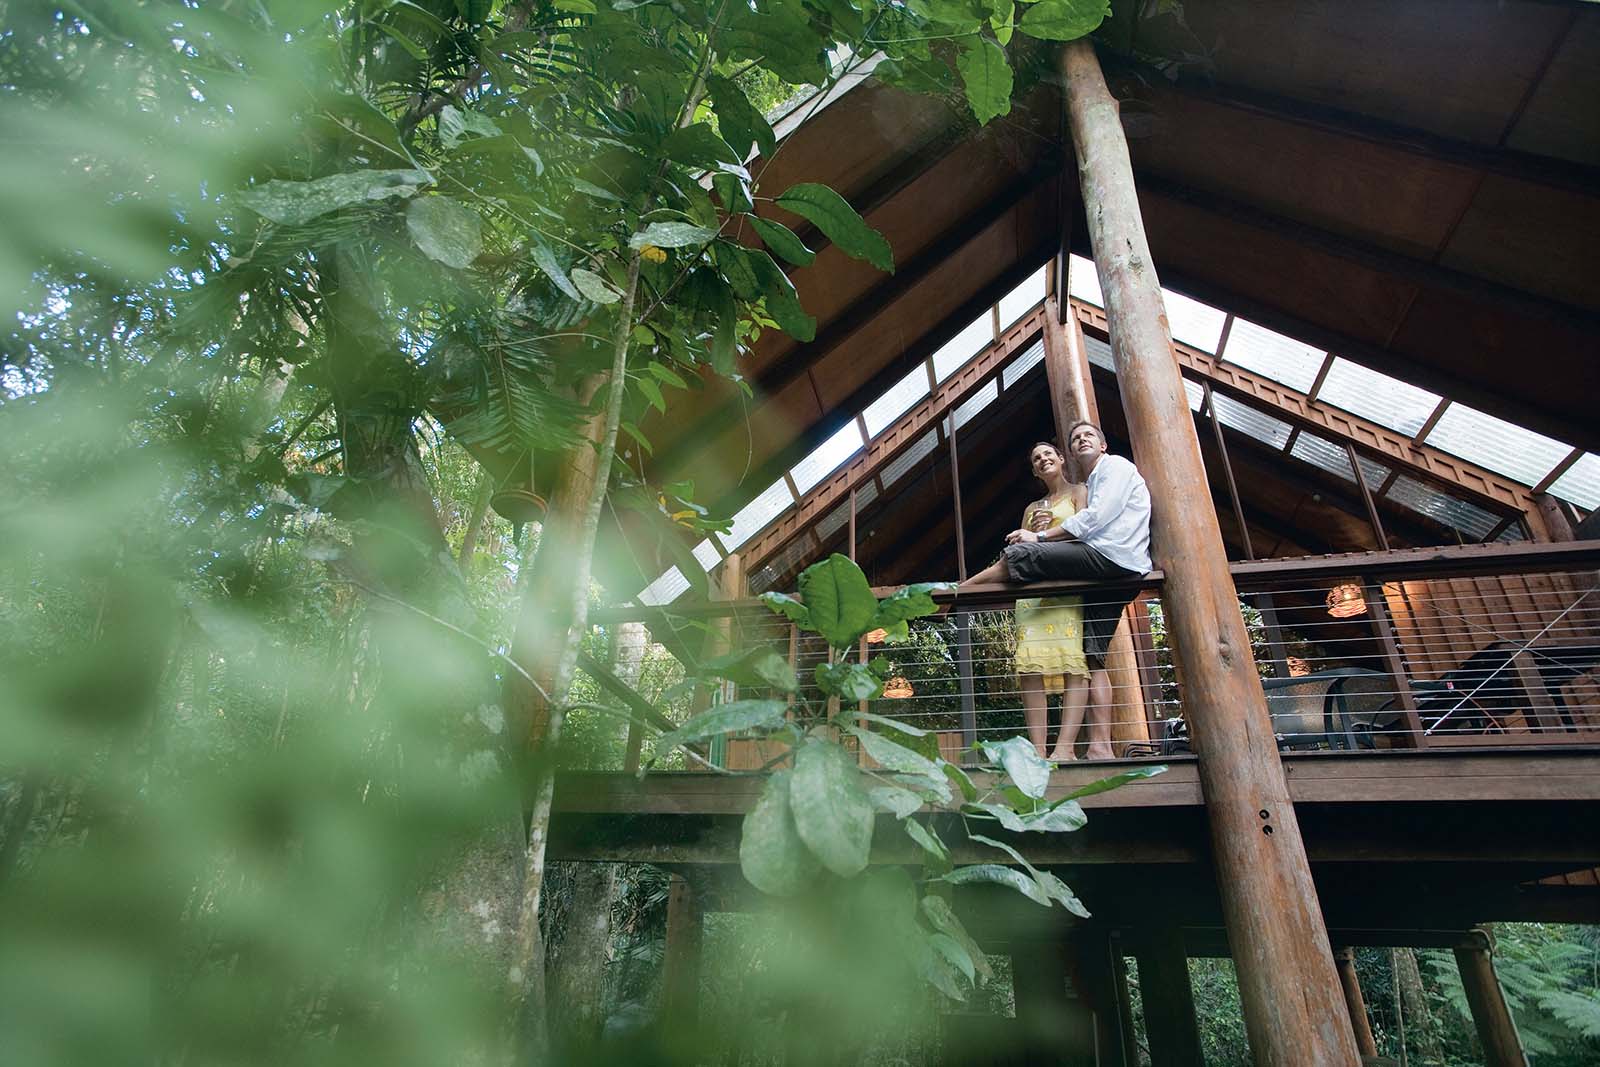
left=1020, top=674, right=1049, bottom=757
left=1083, top=668, right=1116, bottom=760
left=1046, top=674, right=1088, bottom=761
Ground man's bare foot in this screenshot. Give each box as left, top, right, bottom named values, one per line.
left=1084, top=743, right=1115, bottom=761
left=1047, top=750, right=1077, bottom=762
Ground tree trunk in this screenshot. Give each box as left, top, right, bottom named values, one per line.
left=459, top=471, right=495, bottom=566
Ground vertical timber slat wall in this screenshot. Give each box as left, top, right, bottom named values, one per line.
left=1061, top=39, right=1360, bottom=1067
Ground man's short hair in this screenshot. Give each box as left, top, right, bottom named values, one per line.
left=1066, top=419, right=1103, bottom=442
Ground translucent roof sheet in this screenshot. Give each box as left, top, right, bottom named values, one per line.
left=692, top=539, right=721, bottom=571
left=997, top=266, right=1048, bottom=329
left=1549, top=453, right=1600, bottom=510
left=1000, top=338, right=1045, bottom=390
left=638, top=566, right=689, bottom=606
left=880, top=429, right=940, bottom=487
left=1067, top=254, right=1103, bottom=307
left=1290, top=431, right=1354, bottom=479
left=1084, top=332, right=1115, bottom=372
left=952, top=379, right=999, bottom=432
left=1385, top=475, right=1500, bottom=540
left=1422, top=403, right=1572, bottom=487
left=789, top=421, right=865, bottom=494
left=722, top=479, right=794, bottom=550
left=1317, top=358, right=1441, bottom=437
left=815, top=499, right=851, bottom=542
left=862, top=364, right=929, bottom=436
left=932, top=315, right=995, bottom=383
left=1213, top=393, right=1292, bottom=450
left=1221, top=319, right=1325, bottom=393
left=1165, top=290, right=1228, bottom=354
left=1184, top=378, right=1205, bottom=411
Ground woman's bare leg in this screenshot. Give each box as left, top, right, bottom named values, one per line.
left=1020, top=674, right=1049, bottom=757
left=1083, top=668, right=1116, bottom=760
left=961, top=557, right=1011, bottom=589
left=1047, top=675, right=1088, bottom=761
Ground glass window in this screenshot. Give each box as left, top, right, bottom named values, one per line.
left=789, top=422, right=865, bottom=495
left=997, top=265, right=1048, bottom=329
left=1315, top=359, right=1442, bottom=437
left=862, top=365, right=929, bottom=436
left=1164, top=289, right=1227, bottom=353
left=1220, top=319, right=1325, bottom=393
left=638, top=566, right=689, bottom=606
left=1000, top=339, right=1045, bottom=390
left=1212, top=393, right=1292, bottom=450
left=1421, top=404, right=1572, bottom=487
left=932, top=315, right=995, bottom=383
left=1549, top=453, right=1600, bottom=511
left=1068, top=254, right=1103, bottom=307
left=952, top=379, right=999, bottom=431
left=722, top=479, right=795, bottom=550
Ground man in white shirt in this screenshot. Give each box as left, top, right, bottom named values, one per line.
left=957, top=420, right=1152, bottom=758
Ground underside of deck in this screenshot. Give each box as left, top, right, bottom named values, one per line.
left=550, top=748, right=1600, bottom=943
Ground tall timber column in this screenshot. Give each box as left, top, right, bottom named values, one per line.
left=1061, top=40, right=1359, bottom=1067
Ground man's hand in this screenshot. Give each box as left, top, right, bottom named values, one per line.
left=1005, top=528, right=1039, bottom=545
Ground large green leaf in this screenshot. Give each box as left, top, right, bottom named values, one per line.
left=649, top=699, right=788, bottom=766
left=956, top=36, right=1013, bottom=126
left=760, top=590, right=811, bottom=628
left=872, top=582, right=955, bottom=628
left=796, top=553, right=878, bottom=649
left=712, top=172, right=754, bottom=215
left=746, top=250, right=815, bottom=341
left=700, top=647, right=799, bottom=692
left=708, top=75, right=776, bottom=159
left=531, top=238, right=583, bottom=302
left=869, top=785, right=925, bottom=819
left=405, top=196, right=483, bottom=269
left=969, top=834, right=1089, bottom=915
left=790, top=740, right=875, bottom=877
left=1017, top=0, right=1110, bottom=40
left=438, top=104, right=501, bottom=149
left=1059, top=764, right=1167, bottom=800
left=961, top=801, right=1028, bottom=833
left=629, top=221, right=718, bottom=250
left=663, top=122, right=741, bottom=170
left=750, top=216, right=815, bottom=267
left=855, top=712, right=929, bottom=738
left=717, top=242, right=763, bottom=301
left=905, top=820, right=951, bottom=871
left=845, top=724, right=942, bottom=779
left=236, top=168, right=431, bottom=226
left=815, top=661, right=883, bottom=701
left=939, top=864, right=1049, bottom=907
left=570, top=268, right=621, bottom=304
left=775, top=183, right=893, bottom=273
left=978, top=735, right=1052, bottom=799
left=740, top=772, right=822, bottom=896
left=921, top=895, right=992, bottom=980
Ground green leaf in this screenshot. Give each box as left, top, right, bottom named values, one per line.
left=405, top=196, right=483, bottom=269
left=750, top=216, right=816, bottom=267
left=939, top=864, right=1050, bottom=908
left=236, top=169, right=431, bottom=226
left=746, top=250, right=815, bottom=341
left=717, top=243, right=762, bottom=300
left=373, top=21, right=429, bottom=60
left=872, top=582, right=955, bottom=628
left=930, top=933, right=976, bottom=983
left=708, top=75, right=777, bottom=159
left=962, top=801, right=1028, bottom=832
left=760, top=591, right=811, bottom=629
left=571, top=178, right=622, bottom=201
left=664, top=122, right=741, bottom=170
left=886, top=771, right=953, bottom=806
left=553, top=0, right=597, bottom=11
left=956, top=36, right=1013, bottom=126
left=969, top=834, right=1089, bottom=915
left=1017, top=0, right=1110, bottom=40
left=815, top=661, right=883, bottom=701
left=646, top=361, right=688, bottom=388
left=790, top=740, right=875, bottom=877
left=629, top=221, right=718, bottom=250
left=438, top=104, right=501, bottom=149
left=637, top=376, right=666, bottom=413
left=713, top=172, right=754, bottom=215
left=905, top=820, right=952, bottom=871
left=709, top=276, right=739, bottom=375
left=869, top=785, right=925, bottom=819
left=921, top=895, right=993, bottom=980
left=700, top=648, right=799, bottom=692
left=775, top=183, right=894, bottom=273
left=1019, top=801, right=1087, bottom=833
left=1059, top=764, right=1168, bottom=800
left=650, top=699, right=789, bottom=765
left=942, top=760, right=978, bottom=802
left=571, top=268, right=621, bottom=304
left=855, top=712, right=929, bottom=738
left=845, top=724, right=943, bottom=779
left=978, top=736, right=1052, bottom=799
left=796, top=554, right=878, bottom=649
left=531, top=239, right=583, bottom=301
left=741, top=772, right=822, bottom=896
left=619, top=421, right=653, bottom=456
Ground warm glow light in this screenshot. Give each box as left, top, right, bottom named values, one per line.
left=1325, top=583, right=1368, bottom=618
left=1287, top=656, right=1313, bottom=677
left=883, top=676, right=914, bottom=699
left=865, top=628, right=888, bottom=644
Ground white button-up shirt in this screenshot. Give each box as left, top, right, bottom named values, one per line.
left=1059, top=454, right=1152, bottom=574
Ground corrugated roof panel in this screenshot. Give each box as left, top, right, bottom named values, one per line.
left=1549, top=453, right=1600, bottom=511
left=1385, top=475, right=1500, bottom=540
left=953, top=379, right=999, bottom=431
left=1184, top=378, right=1204, bottom=411
left=1291, top=431, right=1355, bottom=480
left=638, top=566, right=689, bottom=606
left=1000, top=339, right=1045, bottom=390
left=789, top=422, right=865, bottom=494
left=1164, top=290, right=1228, bottom=354
left=1221, top=319, right=1325, bottom=393
left=862, top=364, right=929, bottom=436
left=997, top=265, right=1048, bottom=328
left=691, top=539, right=721, bottom=571
left=1083, top=332, right=1115, bottom=371
left=1213, top=393, right=1292, bottom=449
left=722, top=479, right=794, bottom=550
left=1316, top=358, right=1442, bottom=437
left=881, top=429, right=940, bottom=487
left=932, top=315, right=994, bottom=383
left=1422, top=403, right=1571, bottom=487
left=1068, top=254, right=1103, bottom=307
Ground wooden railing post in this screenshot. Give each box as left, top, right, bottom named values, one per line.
left=1062, top=40, right=1359, bottom=1066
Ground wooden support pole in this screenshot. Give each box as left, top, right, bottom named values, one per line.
left=1452, top=930, right=1529, bottom=1067
left=662, top=874, right=703, bottom=1032
left=1333, top=948, right=1379, bottom=1057
left=1133, top=929, right=1204, bottom=1067
left=1204, top=381, right=1255, bottom=560
left=1062, top=40, right=1360, bottom=1067
left=1533, top=492, right=1577, bottom=543
left=1045, top=291, right=1101, bottom=443
left=1347, top=443, right=1390, bottom=551
left=1011, top=937, right=1095, bottom=1066
left=1067, top=927, right=1131, bottom=1067
left=1363, top=580, right=1426, bottom=747
left=948, top=415, right=969, bottom=582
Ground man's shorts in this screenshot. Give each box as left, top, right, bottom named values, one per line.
left=1001, top=540, right=1145, bottom=671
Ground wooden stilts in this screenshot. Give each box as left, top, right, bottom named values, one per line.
left=1061, top=40, right=1360, bottom=1067
left=663, top=873, right=703, bottom=1032
left=1453, top=929, right=1529, bottom=1067
left=1065, top=927, right=1130, bottom=1067
left=1011, top=937, right=1094, bottom=1066
left=1333, top=948, right=1379, bottom=1057
left=1133, top=929, right=1204, bottom=1067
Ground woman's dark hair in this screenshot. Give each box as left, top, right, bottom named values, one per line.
left=1029, top=440, right=1063, bottom=457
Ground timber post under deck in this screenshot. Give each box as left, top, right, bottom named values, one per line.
left=1061, top=39, right=1361, bottom=1065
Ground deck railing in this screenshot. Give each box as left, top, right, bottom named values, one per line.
left=579, top=541, right=1600, bottom=771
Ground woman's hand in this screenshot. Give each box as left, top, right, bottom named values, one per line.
left=1005, top=528, right=1040, bottom=545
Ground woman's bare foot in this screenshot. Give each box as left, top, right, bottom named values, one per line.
left=1083, top=743, right=1115, bottom=761
left=1047, top=750, right=1077, bottom=762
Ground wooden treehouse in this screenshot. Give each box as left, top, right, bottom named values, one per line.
left=552, top=5, right=1600, bottom=1064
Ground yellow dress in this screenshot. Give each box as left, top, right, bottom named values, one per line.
left=1014, top=495, right=1088, bottom=693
